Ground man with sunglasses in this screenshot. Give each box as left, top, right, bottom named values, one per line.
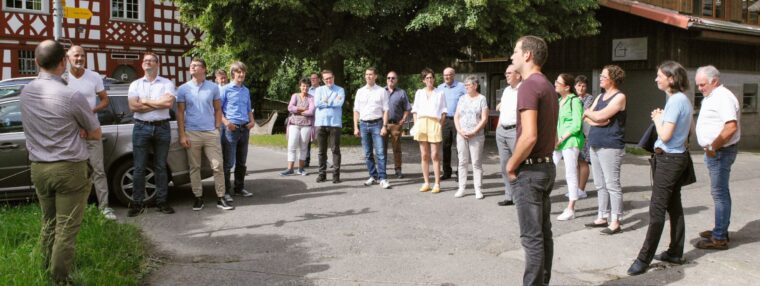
left=383, top=71, right=411, bottom=179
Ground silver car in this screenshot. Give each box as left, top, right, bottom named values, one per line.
left=0, top=84, right=211, bottom=205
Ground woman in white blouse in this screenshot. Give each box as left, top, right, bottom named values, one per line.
left=411, top=68, right=448, bottom=193
left=453, top=76, right=488, bottom=199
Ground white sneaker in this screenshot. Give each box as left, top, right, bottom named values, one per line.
left=454, top=189, right=465, bottom=198
left=565, top=191, right=588, bottom=199
left=224, top=194, right=234, bottom=202
left=380, top=180, right=390, bottom=189
left=364, top=177, right=377, bottom=186
left=102, top=207, right=117, bottom=220
left=557, top=208, right=575, bottom=221
left=475, top=190, right=484, bottom=200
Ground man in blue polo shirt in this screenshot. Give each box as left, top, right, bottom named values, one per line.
left=177, top=58, right=234, bottom=211
left=220, top=61, right=255, bottom=202
left=438, top=67, right=465, bottom=180
left=314, top=69, right=345, bottom=183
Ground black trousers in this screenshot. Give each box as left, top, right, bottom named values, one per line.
left=636, top=152, right=688, bottom=263
left=317, top=126, right=341, bottom=177
left=441, top=118, right=456, bottom=176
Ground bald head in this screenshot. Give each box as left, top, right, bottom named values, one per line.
left=443, top=67, right=455, bottom=85
left=67, top=45, right=86, bottom=71
left=35, top=40, right=66, bottom=72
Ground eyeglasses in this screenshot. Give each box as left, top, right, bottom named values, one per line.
left=387, top=77, right=396, bottom=80
left=323, top=76, right=334, bottom=81
left=424, top=76, right=434, bottom=80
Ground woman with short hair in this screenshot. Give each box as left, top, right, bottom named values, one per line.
left=584, top=65, right=627, bottom=234
left=453, top=76, right=489, bottom=199
left=281, top=78, right=315, bottom=176
left=627, top=61, right=693, bottom=275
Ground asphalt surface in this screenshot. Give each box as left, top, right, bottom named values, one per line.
left=115, top=138, right=760, bottom=285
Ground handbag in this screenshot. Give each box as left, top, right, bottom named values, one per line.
left=637, top=123, right=657, bottom=153
left=409, top=121, right=418, bottom=136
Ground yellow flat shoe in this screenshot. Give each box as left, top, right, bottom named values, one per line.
left=431, top=185, right=441, bottom=193
left=419, top=184, right=431, bottom=192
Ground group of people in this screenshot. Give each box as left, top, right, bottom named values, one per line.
left=22, top=35, right=741, bottom=285
left=20, top=41, right=256, bottom=283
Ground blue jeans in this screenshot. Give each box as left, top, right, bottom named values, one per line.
left=132, top=121, right=171, bottom=205
left=361, top=120, right=386, bottom=180
left=511, top=163, right=556, bottom=286
left=222, top=125, right=250, bottom=195
left=705, top=144, right=738, bottom=240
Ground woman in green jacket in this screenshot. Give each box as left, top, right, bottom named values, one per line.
left=553, top=73, right=585, bottom=221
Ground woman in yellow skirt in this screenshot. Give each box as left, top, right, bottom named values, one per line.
left=411, top=68, right=448, bottom=193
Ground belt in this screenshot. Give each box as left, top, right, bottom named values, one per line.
left=388, top=119, right=401, bottom=124
left=135, top=119, right=169, bottom=126
left=654, top=148, right=687, bottom=156
left=446, top=116, right=454, bottom=119
left=501, top=124, right=516, bottom=130
left=233, top=122, right=249, bottom=128
left=361, top=118, right=382, bottom=124
left=522, top=156, right=553, bottom=165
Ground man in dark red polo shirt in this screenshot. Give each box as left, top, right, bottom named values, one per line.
left=505, top=35, right=559, bottom=286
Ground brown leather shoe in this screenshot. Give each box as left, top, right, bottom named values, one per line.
left=699, top=230, right=730, bottom=242
left=696, top=238, right=729, bottom=250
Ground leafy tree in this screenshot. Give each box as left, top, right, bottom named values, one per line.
left=175, top=0, right=599, bottom=128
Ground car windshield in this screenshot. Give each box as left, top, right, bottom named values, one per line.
left=0, top=86, right=22, bottom=99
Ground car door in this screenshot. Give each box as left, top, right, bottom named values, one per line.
left=0, top=99, right=32, bottom=199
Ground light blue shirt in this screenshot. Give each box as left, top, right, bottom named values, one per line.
left=654, top=92, right=692, bottom=153
left=177, top=80, right=220, bottom=131
left=220, top=83, right=253, bottom=125
left=438, top=81, right=465, bottom=118
left=314, top=84, right=345, bottom=127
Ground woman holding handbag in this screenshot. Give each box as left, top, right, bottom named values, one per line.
left=627, top=60, right=693, bottom=276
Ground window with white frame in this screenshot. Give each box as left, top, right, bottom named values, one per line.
left=18, top=50, right=36, bottom=75
left=111, top=0, right=144, bottom=22
left=3, top=0, right=47, bottom=13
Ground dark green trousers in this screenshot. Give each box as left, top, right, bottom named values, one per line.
left=31, top=160, right=90, bottom=283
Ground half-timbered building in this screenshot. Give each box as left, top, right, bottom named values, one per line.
left=0, top=0, right=200, bottom=84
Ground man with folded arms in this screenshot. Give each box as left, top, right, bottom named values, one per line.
left=127, top=52, right=177, bottom=216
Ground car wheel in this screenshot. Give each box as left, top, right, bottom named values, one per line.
left=111, top=159, right=158, bottom=206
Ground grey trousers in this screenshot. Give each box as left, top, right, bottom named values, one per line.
left=512, top=163, right=556, bottom=286
left=589, top=147, right=625, bottom=221
left=87, top=139, right=109, bottom=209
left=495, top=126, right=517, bottom=200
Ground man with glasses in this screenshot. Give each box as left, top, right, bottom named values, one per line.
left=495, top=64, right=522, bottom=207
left=314, top=69, right=345, bottom=183
left=438, top=67, right=465, bottom=180
left=220, top=61, right=255, bottom=202
left=65, top=45, right=115, bottom=219
left=353, top=67, right=391, bottom=189
left=383, top=71, right=411, bottom=179
left=127, top=52, right=177, bottom=216
left=177, top=58, right=234, bottom=211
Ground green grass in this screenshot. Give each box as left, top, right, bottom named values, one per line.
left=250, top=134, right=362, bottom=147
left=0, top=204, right=152, bottom=286
left=625, top=146, right=651, bottom=156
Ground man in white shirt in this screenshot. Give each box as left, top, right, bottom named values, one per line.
left=65, top=45, right=115, bottom=220
left=694, top=65, right=740, bottom=250
left=127, top=52, right=177, bottom=217
left=353, top=67, right=391, bottom=189
left=495, top=64, right=521, bottom=206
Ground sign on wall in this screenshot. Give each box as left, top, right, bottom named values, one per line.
left=612, top=37, right=647, bottom=61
